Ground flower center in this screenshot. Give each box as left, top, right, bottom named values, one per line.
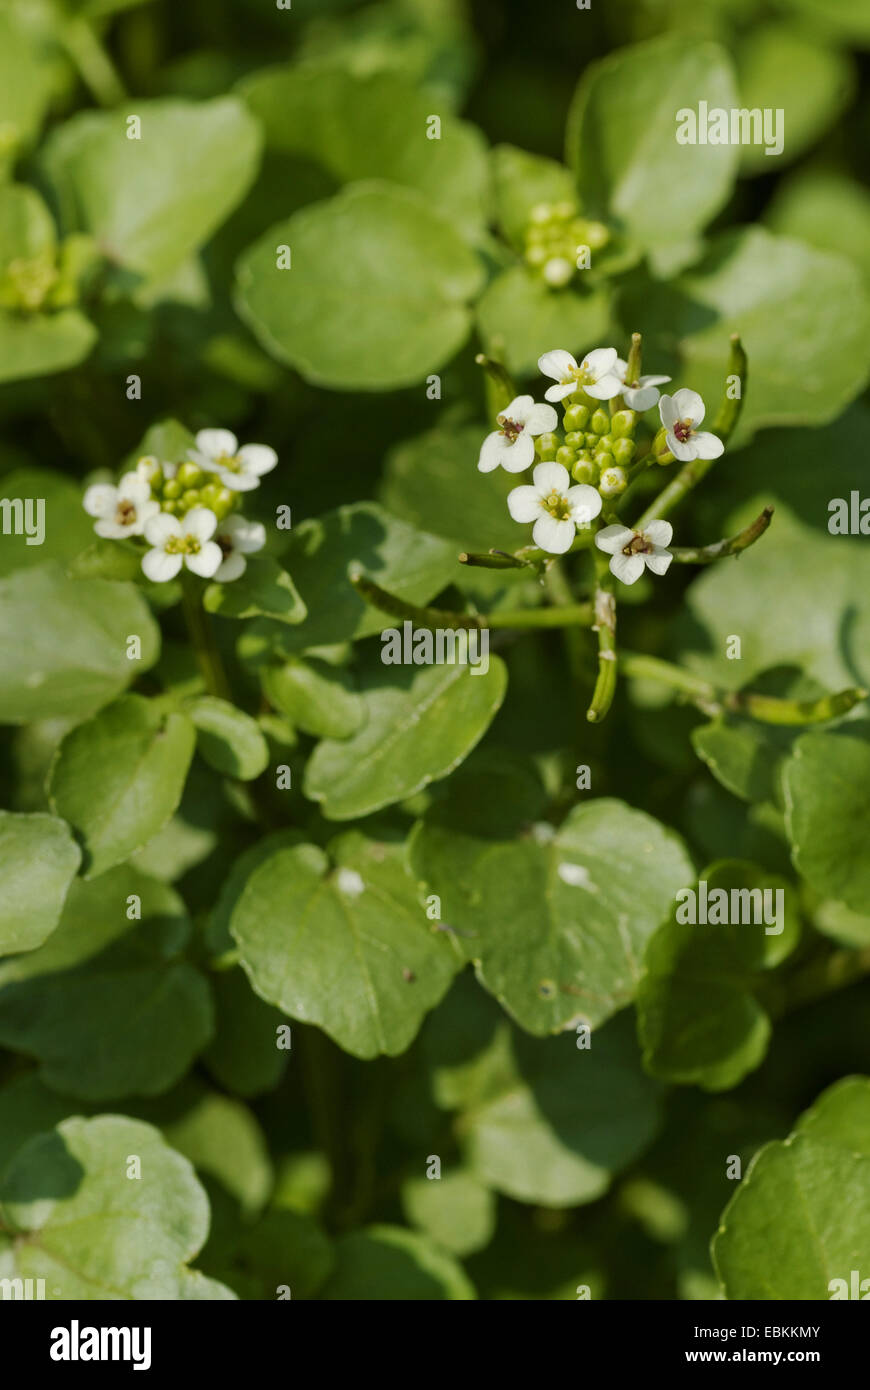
left=673, top=419, right=694, bottom=443
left=216, top=533, right=234, bottom=558
left=497, top=415, right=524, bottom=443
left=216, top=452, right=242, bottom=472
left=543, top=489, right=571, bottom=520
left=165, top=534, right=202, bottom=555
left=115, top=499, right=137, bottom=526
left=623, top=533, right=653, bottom=556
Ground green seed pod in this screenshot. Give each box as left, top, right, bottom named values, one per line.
left=163, top=478, right=182, bottom=499
left=571, top=458, right=597, bottom=485
left=590, top=409, right=610, bottom=435
left=176, top=461, right=204, bottom=488
left=563, top=403, right=589, bottom=431
left=556, top=445, right=577, bottom=468
left=598, top=465, right=627, bottom=497
left=611, top=437, right=636, bottom=467
left=610, top=409, right=637, bottom=438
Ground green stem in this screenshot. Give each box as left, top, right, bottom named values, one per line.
left=180, top=572, right=232, bottom=700
left=460, top=526, right=596, bottom=570
left=475, top=352, right=517, bottom=418
left=670, top=506, right=774, bottom=564
left=586, top=561, right=618, bottom=723
left=763, top=944, right=870, bottom=1018
left=62, top=17, right=128, bottom=107
left=350, top=573, right=591, bottom=629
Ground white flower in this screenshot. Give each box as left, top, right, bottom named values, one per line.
left=83, top=472, right=160, bottom=539
left=507, top=461, right=602, bottom=554
left=213, top=514, right=267, bottom=582
left=658, top=389, right=724, bottom=462
left=614, top=358, right=671, bottom=412
left=542, top=257, right=574, bottom=288
left=595, top=520, right=673, bottom=586
left=188, top=428, right=278, bottom=493
left=478, top=395, right=558, bottom=474
left=537, top=347, right=623, bottom=404
left=141, top=507, right=222, bottom=583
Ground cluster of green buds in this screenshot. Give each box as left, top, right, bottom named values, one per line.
left=535, top=401, right=637, bottom=497
left=523, top=201, right=610, bottom=289
left=146, top=459, right=237, bottom=521
left=0, top=235, right=96, bottom=314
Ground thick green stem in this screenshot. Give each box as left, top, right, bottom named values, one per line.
left=180, top=572, right=232, bottom=700
left=62, top=17, right=128, bottom=107
left=587, top=563, right=618, bottom=723
left=350, top=573, right=591, bottom=630
left=670, top=506, right=774, bottom=564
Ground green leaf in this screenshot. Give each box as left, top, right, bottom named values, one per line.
left=566, top=36, right=739, bottom=251
left=235, top=181, right=485, bottom=390
left=125, top=417, right=196, bottom=469
left=266, top=503, right=461, bottom=655
left=713, top=1077, right=870, bottom=1299
left=491, top=144, right=576, bottom=250
left=261, top=658, right=364, bottom=739
left=0, top=812, right=81, bottom=957
left=401, top=1168, right=495, bottom=1256
left=155, top=1085, right=272, bottom=1216
left=0, top=13, right=55, bottom=172
left=778, top=0, right=870, bottom=46
left=49, top=694, right=196, bottom=878
left=638, top=861, right=800, bottom=1092
left=202, top=1206, right=333, bottom=1301
left=319, top=1225, right=475, bottom=1300
left=766, top=172, right=870, bottom=287
left=239, top=65, right=489, bottom=237
left=0, top=305, right=97, bottom=383
left=783, top=726, right=870, bottom=915
left=203, top=556, right=307, bottom=625
left=626, top=228, right=870, bottom=441
left=202, top=968, right=289, bottom=1098
left=305, top=650, right=508, bottom=821
left=188, top=696, right=269, bottom=780
left=410, top=797, right=694, bottom=1035
left=0, top=867, right=213, bottom=1100
left=0, top=564, right=160, bottom=723
left=42, top=98, right=261, bottom=279
left=476, top=265, right=611, bottom=380
left=735, top=24, right=854, bottom=174
left=0, top=1115, right=230, bottom=1299
left=0, top=467, right=95, bottom=577
left=229, top=831, right=462, bottom=1059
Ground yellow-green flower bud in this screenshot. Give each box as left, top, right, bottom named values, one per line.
left=590, top=409, right=610, bottom=435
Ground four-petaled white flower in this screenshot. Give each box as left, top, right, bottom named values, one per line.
left=538, top=347, right=623, bottom=403
left=658, top=389, right=723, bottom=462
left=615, top=358, right=671, bottom=412
left=83, top=472, right=160, bottom=539
left=478, top=395, right=558, bottom=473
left=595, top=520, right=674, bottom=586
left=141, top=507, right=223, bottom=583
left=213, top=514, right=267, bottom=582
left=507, top=462, right=602, bottom=554
left=188, top=428, right=278, bottom=492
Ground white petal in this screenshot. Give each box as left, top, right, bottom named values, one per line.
left=185, top=540, right=223, bottom=578
left=582, top=347, right=618, bottom=378
left=136, top=455, right=159, bottom=482
left=184, top=507, right=218, bottom=542
left=537, top=349, right=577, bottom=382
left=614, top=357, right=629, bottom=380
left=594, top=524, right=634, bottom=556
left=584, top=373, right=623, bottom=401
left=544, top=381, right=578, bottom=403
left=220, top=469, right=260, bottom=492
left=532, top=514, right=575, bottom=554
left=566, top=484, right=603, bottom=525
left=658, top=394, right=679, bottom=429
left=83, top=484, right=116, bottom=518
left=668, top=433, right=698, bottom=462
left=623, top=384, right=660, bottom=411
left=194, top=428, right=237, bottom=461
left=144, top=512, right=182, bottom=546
left=507, top=486, right=543, bottom=523
left=237, top=443, right=278, bottom=476
left=502, top=394, right=535, bottom=425
left=94, top=519, right=132, bottom=539
left=671, top=387, right=705, bottom=426
left=609, top=551, right=645, bottom=585
left=638, top=374, right=671, bottom=388
left=500, top=434, right=536, bottom=473
left=192, top=453, right=222, bottom=473
left=643, top=520, right=673, bottom=548
left=117, top=473, right=151, bottom=505
left=142, top=547, right=182, bottom=583
left=532, top=461, right=570, bottom=495
left=644, top=546, right=673, bottom=577
left=138, top=500, right=161, bottom=527
left=523, top=402, right=559, bottom=435
left=691, top=430, right=724, bottom=460
left=214, top=551, right=247, bottom=582
left=221, top=516, right=266, bottom=553
left=478, top=431, right=506, bottom=472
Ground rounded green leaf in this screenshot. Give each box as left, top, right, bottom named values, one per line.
left=0, top=1115, right=223, bottom=1299
left=261, top=658, right=364, bottom=740
left=319, top=1225, right=475, bottom=1300
left=202, top=967, right=289, bottom=1099
left=203, top=556, right=307, bottom=625
left=230, top=832, right=462, bottom=1059
left=235, top=182, right=485, bottom=390
left=566, top=36, right=739, bottom=251
left=0, top=12, right=55, bottom=169
left=476, top=264, right=612, bottom=379
left=305, top=651, right=508, bottom=821
left=41, top=98, right=262, bottom=279
left=0, top=812, right=81, bottom=956
left=0, top=565, right=160, bottom=723
left=401, top=1169, right=495, bottom=1256
left=49, top=694, right=196, bottom=878
left=0, top=467, right=95, bottom=577
left=784, top=726, right=870, bottom=914
left=766, top=171, right=870, bottom=287
left=188, top=695, right=269, bottom=780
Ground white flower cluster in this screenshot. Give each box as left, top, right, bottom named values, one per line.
left=83, top=428, right=275, bottom=583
